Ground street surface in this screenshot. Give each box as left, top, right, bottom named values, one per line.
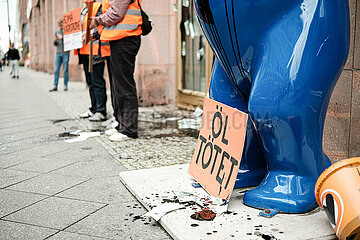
left=0, top=66, right=197, bottom=239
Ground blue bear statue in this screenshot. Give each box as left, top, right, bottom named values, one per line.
left=194, top=0, right=350, bottom=213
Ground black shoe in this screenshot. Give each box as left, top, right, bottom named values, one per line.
left=12, top=76, right=15, bottom=79
left=16, top=76, right=19, bottom=79
left=49, top=87, right=58, bottom=92
left=64, top=86, right=68, bottom=91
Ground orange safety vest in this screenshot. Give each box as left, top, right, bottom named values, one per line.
left=75, top=2, right=111, bottom=57
left=100, top=0, right=143, bottom=41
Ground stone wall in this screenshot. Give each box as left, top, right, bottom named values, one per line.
left=135, top=0, right=177, bottom=106
left=324, top=0, right=360, bottom=161
left=19, top=0, right=82, bottom=81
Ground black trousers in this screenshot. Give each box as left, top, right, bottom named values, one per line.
left=81, top=55, right=107, bottom=116
left=109, top=36, right=141, bottom=138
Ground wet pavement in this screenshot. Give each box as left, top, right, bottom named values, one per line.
left=0, top=67, right=198, bottom=239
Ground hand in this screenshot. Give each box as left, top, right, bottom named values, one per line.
left=56, top=34, right=63, bottom=40
left=88, top=17, right=98, bottom=30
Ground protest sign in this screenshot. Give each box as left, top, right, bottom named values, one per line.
left=63, top=7, right=82, bottom=52
left=188, top=97, right=248, bottom=200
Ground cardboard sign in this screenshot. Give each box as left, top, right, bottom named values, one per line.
left=188, top=97, right=248, bottom=199
left=63, top=7, right=82, bottom=52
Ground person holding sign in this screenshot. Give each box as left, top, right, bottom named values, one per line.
left=50, top=18, right=70, bottom=92
left=76, top=0, right=111, bottom=121
left=88, top=0, right=142, bottom=141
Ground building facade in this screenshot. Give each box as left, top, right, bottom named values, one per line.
left=18, top=0, right=83, bottom=80
left=17, top=0, right=360, bottom=161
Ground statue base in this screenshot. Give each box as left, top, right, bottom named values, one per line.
left=119, top=164, right=335, bottom=240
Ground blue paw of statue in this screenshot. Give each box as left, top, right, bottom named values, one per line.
left=243, top=171, right=319, bottom=213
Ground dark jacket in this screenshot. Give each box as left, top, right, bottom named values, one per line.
left=6, top=48, right=20, bottom=61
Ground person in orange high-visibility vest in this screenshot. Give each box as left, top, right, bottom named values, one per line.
left=76, top=0, right=113, bottom=122
left=89, top=0, right=142, bottom=141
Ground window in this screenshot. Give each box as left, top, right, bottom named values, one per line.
left=176, top=0, right=213, bottom=109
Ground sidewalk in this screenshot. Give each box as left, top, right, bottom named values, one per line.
left=0, top=67, right=197, bottom=239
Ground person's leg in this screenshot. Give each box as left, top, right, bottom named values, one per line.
left=82, top=55, right=96, bottom=113
left=63, top=54, right=69, bottom=88
left=92, top=61, right=107, bottom=116
left=14, top=60, right=19, bottom=77
left=9, top=60, right=12, bottom=76
left=110, top=36, right=141, bottom=138
left=53, top=54, right=62, bottom=88
left=10, top=60, right=16, bottom=78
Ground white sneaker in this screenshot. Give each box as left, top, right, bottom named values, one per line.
left=88, top=112, right=106, bottom=122
left=109, top=132, right=130, bottom=142
left=80, top=110, right=93, bottom=118
left=106, top=120, right=119, bottom=129
left=101, top=117, right=115, bottom=127
left=105, top=128, right=118, bottom=136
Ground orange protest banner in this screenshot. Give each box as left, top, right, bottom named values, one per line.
left=188, top=97, right=248, bottom=199
left=63, top=7, right=81, bottom=35
left=63, top=7, right=82, bottom=51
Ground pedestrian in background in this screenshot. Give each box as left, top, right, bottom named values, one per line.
left=89, top=0, right=142, bottom=141
left=0, top=49, right=4, bottom=72
left=76, top=0, right=112, bottom=122
left=50, top=18, right=70, bottom=92
left=5, top=43, right=20, bottom=79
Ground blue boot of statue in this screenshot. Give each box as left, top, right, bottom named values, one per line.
left=194, top=0, right=350, bottom=213
left=209, top=60, right=267, bottom=188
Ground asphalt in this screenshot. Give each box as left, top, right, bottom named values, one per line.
left=0, top=66, right=198, bottom=240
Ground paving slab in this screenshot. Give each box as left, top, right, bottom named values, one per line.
left=3, top=197, right=106, bottom=230
left=0, top=127, right=63, bottom=145
left=43, top=143, right=112, bottom=163
left=0, top=140, right=70, bottom=158
left=0, top=113, right=50, bottom=125
left=0, top=109, right=26, bottom=117
left=0, top=169, right=39, bottom=189
left=54, top=141, right=116, bottom=162
left=65, top=203, right=171, bottom=240
left=6, top=172, right=89, bottom=196
left=48, top=231, right=109, bottom=240
left=7, top=156, right=79, bottom=173
left=0, top=189, right=47, bottom=218
left=119, top=164, right=337, bottom=240
left=0, top=117, right=51, bottom=130
left=51, top=157, right=126, bottom=178
left=0, top=220, right=57, bottom=240
left=0, top=119, right=52, bottom=136
left=55, top=176, right=136, bottom=204
left=0, top=155, right=35, bottom=169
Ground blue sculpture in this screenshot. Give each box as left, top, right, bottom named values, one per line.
left=194, top=0, right=350, bottom=213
